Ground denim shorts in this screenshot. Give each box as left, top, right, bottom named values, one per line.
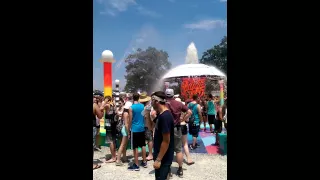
left=121, top=126, right=127, bottom=137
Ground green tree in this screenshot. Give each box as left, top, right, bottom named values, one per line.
left=199, top=36, right=227, bottom=74
left=199, top=36, right=227, bottom=95
left=124, top=47, right=172, bottom=94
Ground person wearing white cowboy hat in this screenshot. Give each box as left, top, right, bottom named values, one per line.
left=139, top=92, right=154, bottom=161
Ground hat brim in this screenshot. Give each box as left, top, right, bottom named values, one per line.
left=139, top=96, right=151, bottom=103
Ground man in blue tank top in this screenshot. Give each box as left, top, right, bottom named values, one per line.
left=188, top=94, right=203, bottom=150
left=128, top=93, right=147, bottom=171
left=207, top=94, right=216, bottom=133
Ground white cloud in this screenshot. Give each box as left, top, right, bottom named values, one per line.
left=136, top=6, right=162, bottom=18
left=184, top=19, right=227, bottom=30
left=109, top=0, right=136, bottom=11
left=97, top=0, right=136, bottom=16
left=100, top=9, right=116, bottom=16
left=98, top=0, right=160, bottom=18
left=115, top=24, right=162, bottom=70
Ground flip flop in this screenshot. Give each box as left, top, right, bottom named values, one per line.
left=115, top=162, right=124, bottom=166
left=105, top=158, right=116, bottom=163
left=187, top=161, right=195, bottom=166
left=93, top=164, right=101, bottom=170
left=146, top=157, right=153, bottom=161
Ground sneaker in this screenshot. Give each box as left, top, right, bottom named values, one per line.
left=128, top=163, right=140, bottom=171
left=177, top=167, right=183, bottom=177
left=189, top=144, right=196, bottom=150
left=94, top=147, right=102, bottom=152
left=141, top=161, right=147, bottom=168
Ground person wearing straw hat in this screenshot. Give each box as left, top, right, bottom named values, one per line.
left=139, top=92, right=154, bottom=161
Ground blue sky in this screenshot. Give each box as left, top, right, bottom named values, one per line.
left=93, top=0, right=227, bottom=91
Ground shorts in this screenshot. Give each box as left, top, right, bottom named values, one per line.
left=145, top=127, right=153, bottom=142
left=174, top=127, right=182, bottom=153
left=214, top=119, right=222, bottom=133
left=132, top=131, right=146, bottom=149
left=208, top=115, right=216, bottom=125
left=105, top=123, right=117, bottom=144
left=93, top=127, right=97, bottom=148
left=202, top=112, right=207, bottom=117
left=189, top=124, right=200, bottom=138
left=121, top=126, right=127, bottom=137
left=181, top=125, right=188, bottom=135
left=155, top=164, right=171, bottom=180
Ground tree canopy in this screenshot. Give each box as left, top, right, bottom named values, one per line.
left=199, top=36, right=227, bottom=95
left=199, top=36, right=227, bottom=74
left=124, top=47, right=171, bottom=93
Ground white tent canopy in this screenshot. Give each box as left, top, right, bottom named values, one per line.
left=162, top=64, right=226, bottom=79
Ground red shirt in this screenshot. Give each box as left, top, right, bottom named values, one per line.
left=166, top=98, right=189, bottom=126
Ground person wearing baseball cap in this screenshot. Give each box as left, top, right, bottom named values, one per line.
left=165, top=89, right=192, bottom=177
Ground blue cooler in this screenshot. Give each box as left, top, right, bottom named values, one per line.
left=218, top=133, right=227, bottom=155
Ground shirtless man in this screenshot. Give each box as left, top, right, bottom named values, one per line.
left=93, top=95, right=103, bottom=169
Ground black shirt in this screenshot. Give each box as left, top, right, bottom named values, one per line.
left=153, top=110, right=174, bottom=165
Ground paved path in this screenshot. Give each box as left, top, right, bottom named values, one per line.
left=93, top=124, right=227, bottom=180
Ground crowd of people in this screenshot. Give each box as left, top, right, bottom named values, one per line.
left=93, top=89, right=227, bottom=180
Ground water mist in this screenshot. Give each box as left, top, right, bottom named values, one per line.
left=185, top=42, right=199, bottom=64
